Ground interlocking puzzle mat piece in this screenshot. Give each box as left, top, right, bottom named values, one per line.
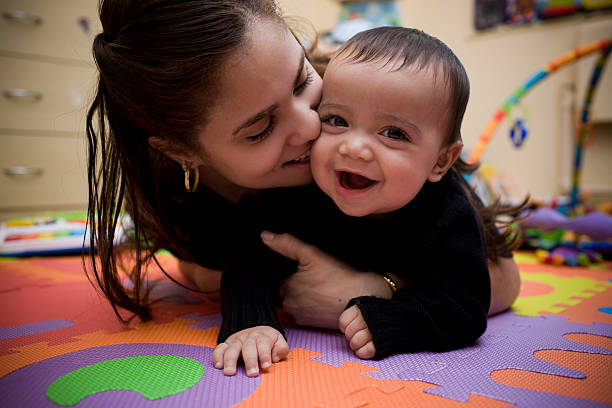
left=516, top=260, right=612, bottom=280
left=235, top=348, right=510, bottom=408
left=0, top=320, right=74, bottom=341
left=0, top=343, right=259, bottom=407
left=539, top=283, right=612, bottom=325
left=296, top=314, right=612, bottom=407
left=513, top=271, right=611, bottom=316
left=491, top=334, right=612, bottom=405
left=0, top=315, right=220, bottom=379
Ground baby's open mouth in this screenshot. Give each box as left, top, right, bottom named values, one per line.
left=337, top=171, right=377, bottom=190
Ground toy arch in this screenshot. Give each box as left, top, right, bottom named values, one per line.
left=467, top=38, right=612, bottom=211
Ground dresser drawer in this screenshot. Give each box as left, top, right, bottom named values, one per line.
left=0, top=0, right=99, bottom=62
left=0, top=133, right=88, bottom=209
left=0, top=56, right=96, bottom=133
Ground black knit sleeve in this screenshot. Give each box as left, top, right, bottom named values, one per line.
left=348, top=203, right=491, bottom=358
left=216, top=192, right=297, bottom=344
left=217, top=269, right=285, bottom=343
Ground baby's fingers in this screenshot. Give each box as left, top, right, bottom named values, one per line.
left=271, top=335, right=290, bottom=363
left=242, top=338, right=266, bottom=377
left=256, top=336, right=274, bottom=370
left=348, top=327, right=372, bottom=351
left=355, top=341, right=376, bottom=359
left=222, top=342, right=242, bottom=376
left=212, top=342, right=228, bottom=370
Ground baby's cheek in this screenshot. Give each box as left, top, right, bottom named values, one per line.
left=310, top=139, right=331, bottom=188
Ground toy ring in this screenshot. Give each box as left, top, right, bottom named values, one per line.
left=509, top=118, right=528, bottom=147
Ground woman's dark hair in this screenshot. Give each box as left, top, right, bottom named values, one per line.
left=334, top=27, right=527, bottom=260
left=85, top=0, right=284, bottom=322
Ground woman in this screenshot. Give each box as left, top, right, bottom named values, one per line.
left=86, top=0, right=521, bottom=376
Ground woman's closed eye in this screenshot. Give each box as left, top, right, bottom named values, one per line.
left=294, top=65, right=314, bottom=95
left=321, top=115, right=348, bottom=127
left=246, top=115, right=276, bottom=143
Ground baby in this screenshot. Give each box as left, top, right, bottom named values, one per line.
left=216, top=26, right=518, bottom=377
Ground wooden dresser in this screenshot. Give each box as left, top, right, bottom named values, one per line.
left=0, top=0, right=99, bottom=220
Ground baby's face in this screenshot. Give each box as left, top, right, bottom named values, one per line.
left=312, top=58, right=451, bottom=216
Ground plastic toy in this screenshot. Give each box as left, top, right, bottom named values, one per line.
left=0, top=213, right=130, bottom=257
left=467, top=37, right=611, bottom=168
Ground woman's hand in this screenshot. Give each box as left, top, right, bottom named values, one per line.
left=212, top=326, right=289, bottom=377
left=339, top=305, right=376, bottom=359
left=261, top=231, right=392, bottom=329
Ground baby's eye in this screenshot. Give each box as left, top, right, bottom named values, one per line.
left=381, top=127, right=409, bottom=141
left=322, top=115, right=348, bottom=127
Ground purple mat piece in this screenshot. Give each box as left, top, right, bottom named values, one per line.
left=0, top=320, right=74, bottom=340
left=182, top=313, right=222, bottom=330
left=287, top=313, right=612, bottom=408
left=0, top=343, right=259, bottom=408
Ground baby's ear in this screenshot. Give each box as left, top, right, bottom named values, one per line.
left=428, top=141, right=463, bottom=182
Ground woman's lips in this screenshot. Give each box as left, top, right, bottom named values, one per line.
left=283, top=151, right=310, bottom=167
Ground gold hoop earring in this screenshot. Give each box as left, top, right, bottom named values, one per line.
left=182, top=162, right=199, bottom=193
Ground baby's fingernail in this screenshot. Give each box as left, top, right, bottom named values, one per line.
left=261, top=231, right=274, bottom=241
left=214, top=362, right=222, bottom=368
left=261, top=361, right=271, bottom=369
left=247, top=368, right=258, bottom=376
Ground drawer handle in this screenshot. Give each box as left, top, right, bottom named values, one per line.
left=2, top=10, right=43, bottom=25
left=3, top=88, right=42, bottom=101
left=4, top=166, right=43, bottom=177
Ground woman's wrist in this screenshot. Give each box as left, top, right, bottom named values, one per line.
left=362, top=272, right=395, bottom=299
left=381, top=273, right=398, bottom=294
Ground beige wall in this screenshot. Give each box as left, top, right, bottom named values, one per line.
left=277, top=0, right=612, bottom=202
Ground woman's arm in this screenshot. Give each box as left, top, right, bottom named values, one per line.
left=261, top=231, right=393, bottom=329
left=179, top=235, right=522, bottom=327
left=262, top=231, right=522, bottom=330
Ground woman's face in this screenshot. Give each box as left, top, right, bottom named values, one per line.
left=195, top=19, right=322, bottom=194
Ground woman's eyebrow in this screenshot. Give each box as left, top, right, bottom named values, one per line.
left=232, top=49, right=306, bottom=136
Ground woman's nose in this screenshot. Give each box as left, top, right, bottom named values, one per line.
left=286, top=105, right=321, bottom=146
left=338, top=134, right=374, bottom=161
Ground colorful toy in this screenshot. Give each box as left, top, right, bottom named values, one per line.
left=467, top=37, right=611, bottom=169
left=535, top=247, right=603, bottom=266
left=570, top=44, right=611, bottom=210
left=521, top=208, right=612, bottom=265
left=0, top=213, right=129, bottom=257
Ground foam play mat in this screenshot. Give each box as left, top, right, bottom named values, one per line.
left=1, top=251, right=611, bottom=407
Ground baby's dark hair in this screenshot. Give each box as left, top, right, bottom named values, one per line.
left=333, top=27, right=526, bottom=259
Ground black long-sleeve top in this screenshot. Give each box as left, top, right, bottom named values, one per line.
left=215, top=170, right=491, bottom=357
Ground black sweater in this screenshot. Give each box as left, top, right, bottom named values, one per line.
left=215, top=170, right=491, bottom=357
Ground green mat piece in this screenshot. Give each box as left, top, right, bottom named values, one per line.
left=46, top=355, right=204, bottom=406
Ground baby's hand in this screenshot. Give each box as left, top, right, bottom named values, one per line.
left=212, top=326, right=289, bottom=377
left=339, top=305, right=376, bottom=359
